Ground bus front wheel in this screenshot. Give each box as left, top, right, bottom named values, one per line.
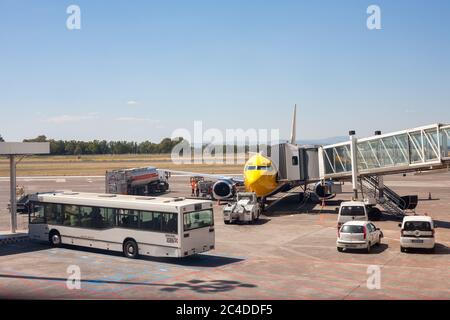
left=123, top=239, right=139, bottom=259
left=49, top=230, right=61, bottom=247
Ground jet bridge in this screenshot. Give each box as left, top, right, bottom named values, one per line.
left=316, top=123, right=450, bottom=216
left=319, top=123, right=450, bottom=180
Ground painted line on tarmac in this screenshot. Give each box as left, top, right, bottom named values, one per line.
left=0, top=176, right=104, bottom=182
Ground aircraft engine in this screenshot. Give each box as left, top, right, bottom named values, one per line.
left=314, top=181, right=336, bottom=200
left=212, top=180, right=235, bottom=200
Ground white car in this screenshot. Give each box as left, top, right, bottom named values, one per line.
left=337, top=221, right=383, bottom=253
left=399, top=216, right=435, bottom=253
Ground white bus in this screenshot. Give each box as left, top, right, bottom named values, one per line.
left=26, top=191, right=215, bottom=258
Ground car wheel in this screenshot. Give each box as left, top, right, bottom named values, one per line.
left=49, top=230, right=62, bottom=247
left=224, top=220, right=231, bottom=225
left=376, top=236, right=381, bottom=246
left=400, top=246, right=406, bottom=253
left=337, top=247, right=343, bottom=252
left=123, top=239, right=139, bottom=259
left=366, top=243, right=371, bottom=253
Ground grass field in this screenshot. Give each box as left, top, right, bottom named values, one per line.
left=0, top=154, right=246, bottom=176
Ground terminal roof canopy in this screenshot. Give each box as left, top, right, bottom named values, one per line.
left=0, top=142, right=50, bottom=155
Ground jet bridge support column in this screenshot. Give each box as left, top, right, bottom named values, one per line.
left=378, top=176, right=384, bottom=199
left=374, top=131, right=384, bottom=199
left=349, top=131, right=358, bottom=200
left=9, top=155, right=17, bottom=233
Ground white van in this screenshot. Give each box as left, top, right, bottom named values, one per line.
left=337, top=201, right=368, bottom=229
left=399, top=216, right=435, bottom=253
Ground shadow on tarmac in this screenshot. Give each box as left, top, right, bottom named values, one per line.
left=0, top=242, right=245, bottom=268
left=401, top=243, right=450, bottom=255
left=229, top=218, right=271, bottom=225
left=434, top=220, right=450, bottom=229
left=0, top=273, right=257, bottom=293
left=339, top=243, right=389, bottom=254
left=0, top=241, right=49, bottom=257
left=265, top=194, right=342, bottom=216
left=140, top=253, right=246, bottom=268
left=265, top=194, right=317, bottom=216
left=159, top=279, right=257, bottom=293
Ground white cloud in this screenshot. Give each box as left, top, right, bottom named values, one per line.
left=44, top=114, right=97, bottom=124
left=127, top=100, right=139, bottom=105
left=115, top=117, right=159, bottom=123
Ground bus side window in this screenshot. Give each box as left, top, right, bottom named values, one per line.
left=46, top=203, right=63, bottom=225
left=162, top=213, right=177, bottom=234
left=139, top=211, right=165, bottom=232
left=30, top=203, right=45, bottom=224
left=78, top=206, right=88, bottom=228
left=100, top=208, right=115, bottom=228
left=118, top=209, right=138, bottom=229
left=90, top=207, right=104, bottom=229
left=152, top=212, right=162, bottom=231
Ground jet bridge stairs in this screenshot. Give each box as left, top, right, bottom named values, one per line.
left=359, top=175, right=417, bottom=218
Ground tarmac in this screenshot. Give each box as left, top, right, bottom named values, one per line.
left=0, top=172, right=449, bottom=299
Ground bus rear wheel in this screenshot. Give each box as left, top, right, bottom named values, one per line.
left=123, top=239, right=139, bottom=259
left=49, top=230, right=61, bottom=247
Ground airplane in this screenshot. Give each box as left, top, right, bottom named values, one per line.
left=164, top=105, right=337, bottom=205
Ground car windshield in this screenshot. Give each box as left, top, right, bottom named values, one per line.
left=340, top=206, right=365, bottom=216
left=404, top=221, right=432, bottom=231
left=341, top=225, right=365, bottom=233
left=183, top=209, right=214, bottom=231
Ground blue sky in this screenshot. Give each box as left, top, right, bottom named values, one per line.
left=0, top=0, right=449, bottom=142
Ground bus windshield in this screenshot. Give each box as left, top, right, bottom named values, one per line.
left=184, top=209, right=214, bottom=231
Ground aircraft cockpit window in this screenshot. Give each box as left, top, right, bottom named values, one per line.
left=256, top=166, right=273, bottom=171
left=246, top=166, right=256, bottom=170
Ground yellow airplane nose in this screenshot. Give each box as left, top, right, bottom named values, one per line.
left=243, top=154, right=279, bottom=197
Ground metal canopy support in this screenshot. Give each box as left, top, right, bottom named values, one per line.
left=349, top=133, right=358, bottom=200
left=0, top=142, right=50, bottom=233
left=9, top=155, right=17, bottom=233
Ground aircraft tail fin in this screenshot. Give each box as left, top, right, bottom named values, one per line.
left=290, top=104, right=297, bottom=144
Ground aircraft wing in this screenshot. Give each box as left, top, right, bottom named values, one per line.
left=159, top=169, right=244, bottom=183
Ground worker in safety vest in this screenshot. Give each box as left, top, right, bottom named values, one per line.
left=195, top=181, right=200, bottom=197
left=190, top=178, right=196, bottom=196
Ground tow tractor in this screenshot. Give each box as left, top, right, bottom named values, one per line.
left=222, top=192, right=261, bottom=224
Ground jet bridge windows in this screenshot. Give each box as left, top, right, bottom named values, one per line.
left=441, top=126, right=450, bottom=158
left=321, top=124, right=448, bottom=178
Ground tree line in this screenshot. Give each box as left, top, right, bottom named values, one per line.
left=21, top=135, right=184, bottom=155
left=0, top=134, right=262, bottom=155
